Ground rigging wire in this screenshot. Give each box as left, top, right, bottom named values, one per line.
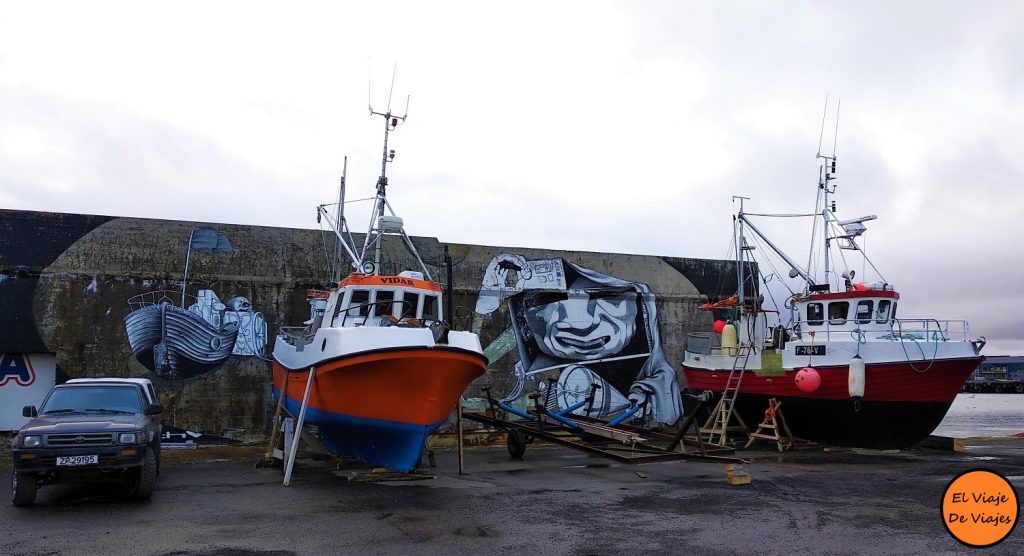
left=806, top=186, right=823, bottom=286
left=742, top=212, right=816, bottom=218
left=317, top=220, right=337, bottom=285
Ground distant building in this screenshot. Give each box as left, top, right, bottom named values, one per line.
left=964, top=356, right=1024, bottom=393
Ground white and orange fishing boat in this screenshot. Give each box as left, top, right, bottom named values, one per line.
left=272, top=105, right=486, bottom=472
left=682, top=123, right=985, bottom=449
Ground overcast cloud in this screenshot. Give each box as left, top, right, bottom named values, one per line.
left=1, top=1, right=1022, bottom=353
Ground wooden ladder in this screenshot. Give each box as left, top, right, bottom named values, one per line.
left=700, top=345, right=751, bottom=446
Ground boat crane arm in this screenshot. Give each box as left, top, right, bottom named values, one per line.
left=317, top=204, right=362, bottom=269
left=738, top=213, right=817, bottom=286
left=397, top=230, right=433, bottom=282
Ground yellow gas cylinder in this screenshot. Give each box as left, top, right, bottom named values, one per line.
left=721, top=323, right=738, bottom=356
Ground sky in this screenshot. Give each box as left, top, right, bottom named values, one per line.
left=1, top=1, right=1022, bottom=354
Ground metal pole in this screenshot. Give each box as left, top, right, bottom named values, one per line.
left=444, top=245, right=454, bottom=325
left=739, top=214, right=816, bottom=285
left=180, top=228, right=197, bottom=306
left=283, top=366, right=316, bottom=486
left=457, top=396, right=465, bottom=475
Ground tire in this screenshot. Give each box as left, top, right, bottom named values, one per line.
left=153, top=442, right=161, bottom=477
left=135, top=450, right=157, bottom=500
left=11, top=471, right=37, bottom=507
left=123, top=450, right=157, bottom=500
left=507, top=430, right=527, bottom=460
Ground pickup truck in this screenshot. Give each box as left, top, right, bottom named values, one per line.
left=10, top=378, right=163, bottom=506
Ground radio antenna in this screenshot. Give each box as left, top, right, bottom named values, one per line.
left=387, top=62, right=397, bottom=112
left=831, top=98, right=841, bottom=158
left=816, top=94, right=829, bottom=158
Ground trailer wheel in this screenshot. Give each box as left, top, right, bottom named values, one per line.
left=507, top=430, right=527, bottom=460
left=11, top=471, right=37, bottom=507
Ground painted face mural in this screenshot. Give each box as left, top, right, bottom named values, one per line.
left=476, top=255, right=682, bottom=426
left=522, top=288, right=638, bottom=361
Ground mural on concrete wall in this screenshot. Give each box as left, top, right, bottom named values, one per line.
left=123, top=228, right=267, bottom=379
left=475, top=254, right=682, bottom=426
left=3, top=209, right=735, bottom=436
left=0, top=353, right=57, bottom=431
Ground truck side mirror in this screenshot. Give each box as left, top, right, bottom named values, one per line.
left=145, top=403, right=163, bottom=415
left=22, top=406, right=38, bottom=418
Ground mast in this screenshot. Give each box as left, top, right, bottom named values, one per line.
left=733, top=196, right=750, bottom=307
left=813, top=96, right=840, bottom=291
left=332, top=157, right=348, bottom=282
left=318, top=78, right=433, bottom=281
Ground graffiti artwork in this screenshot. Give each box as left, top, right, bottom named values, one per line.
left=475, top=254, right=682, bottom=426
left=0, top=353, right=56, bottom=431
left=1, top=352, right=37, bottom=387
left=123, top=228, right=267, bottom=379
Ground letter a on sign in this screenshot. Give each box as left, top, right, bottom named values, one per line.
left=0, top=354, right=36, bottom=387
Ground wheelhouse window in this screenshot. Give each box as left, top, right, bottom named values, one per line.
left=338, top=289, right=371, bottom=325
left=806, top=303, right=824, bottom=326
left=374, top=289, right=395, bottom=317
left=856, top=300, right=873, bottom=324
left=828, top=302, right=849, bottom=325
left=876, top=300, right=891, bottom=323
left=421, top=294, right=439, bottom=321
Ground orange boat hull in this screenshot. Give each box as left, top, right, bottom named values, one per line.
left=271, top=347, right=487, bottom=472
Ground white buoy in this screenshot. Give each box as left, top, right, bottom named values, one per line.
left=848, top=355, right=865, bottom=400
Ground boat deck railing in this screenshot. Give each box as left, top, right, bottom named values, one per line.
left=789, top=318, right=972, bottom=343
left=684, top=332, right=755, bottom=357
left=127, top=290, right=197, bottom=311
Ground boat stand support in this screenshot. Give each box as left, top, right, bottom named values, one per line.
left=462, top=385, right=749, bottom=468
left=744, top=398, right=795, bottom=452
left=283, top=366, right=317, bottom=486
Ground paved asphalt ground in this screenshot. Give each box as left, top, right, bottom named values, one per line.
left=1, top=439, right=1021, bottom=556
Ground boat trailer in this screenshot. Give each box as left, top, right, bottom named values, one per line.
left=462, top=383, right=748, bottom=467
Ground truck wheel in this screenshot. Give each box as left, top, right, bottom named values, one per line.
left=122, top=450, right=157, bottom=500
left=507, top=430, right=527, bottom=460
left=11, top=471, right=37, bottom=507
left=153, top=442, right=161, bottom=477
left=134, top=450, right=158, bottom=500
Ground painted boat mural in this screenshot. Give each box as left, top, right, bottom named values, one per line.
left=271, top=106, right=487, bottom=473
left=123, top=229, right=267, bottom=380
left=125, top=293, right=239, bottom=379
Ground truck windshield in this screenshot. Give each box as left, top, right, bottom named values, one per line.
left=41, top=386, right=143, bottom=414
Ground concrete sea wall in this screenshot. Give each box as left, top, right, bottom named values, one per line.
left=0, top=209, right=740, bottom=437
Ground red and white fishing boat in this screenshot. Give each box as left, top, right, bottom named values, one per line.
left=272, top=105, right=487, bottom=472
left=682, top=138, right=985, bottom=449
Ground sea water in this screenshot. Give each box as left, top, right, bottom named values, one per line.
left=933, top=393, right=1024, bottom=438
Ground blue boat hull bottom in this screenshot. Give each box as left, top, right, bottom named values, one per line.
left=274, top=388, right=445, bottom=473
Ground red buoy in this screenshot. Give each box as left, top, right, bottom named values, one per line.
left=795, top=367, right=821, bottom=393
left=713, top=320, right=726, bottom=334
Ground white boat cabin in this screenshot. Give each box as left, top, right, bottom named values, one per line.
left=311, top=271, right=442, bottom=331
left=791, top=283, right=900, bottom=342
